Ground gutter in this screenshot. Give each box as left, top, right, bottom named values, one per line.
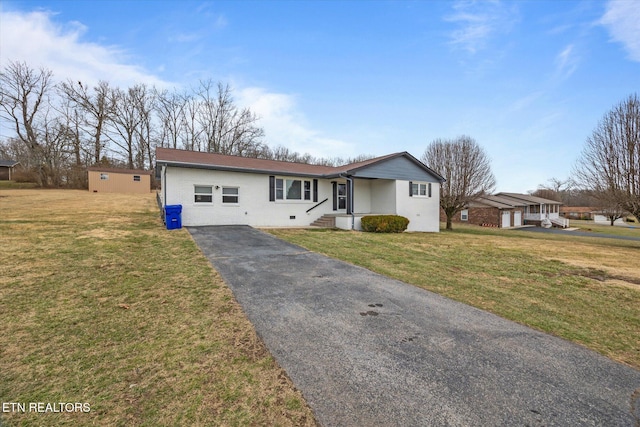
left=157, top=159, right=327, bottom=179
left=162, top=164, right=167, bottom=208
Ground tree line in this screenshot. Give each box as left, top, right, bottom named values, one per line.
left=2, top=61, right=638, bottom=225
left=0, top=60, right=369, bottom=187
left=530, top=94, right=640, bottom=224
left=425, top=94, right=640, bottom=228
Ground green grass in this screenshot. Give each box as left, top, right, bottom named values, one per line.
left=267, top=225, right=640, bottom=369
left=0, top=190, right=316, bottom=427
left=0, top=180, right=38, bottom=189
left=570, top=219, right=640, bottom=237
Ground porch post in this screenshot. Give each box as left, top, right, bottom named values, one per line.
left=346, top=178, right=353, bottom=215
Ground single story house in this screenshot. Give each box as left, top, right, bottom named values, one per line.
left=495, top=192, right=568, bottom=228
left=446, top=193, right=568, bottom=228
left=560, top=206, right=596, bottom=220
left=87, top=167, right=152, bottom=194
left=0, top=159, right=20, bottom=181
left=444, top=194, right=526, bottom=228
left=155, top=147, right=446, bottom=232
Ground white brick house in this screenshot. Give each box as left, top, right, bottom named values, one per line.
left=156, top=147, right=445, bottom=232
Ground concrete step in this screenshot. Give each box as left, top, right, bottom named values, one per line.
left=310, top=215, right=336, bottom=228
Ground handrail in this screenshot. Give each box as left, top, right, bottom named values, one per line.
left=306, top=198, right=328, bottom=213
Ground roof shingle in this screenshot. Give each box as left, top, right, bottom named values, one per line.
left=155, top=147, right=445, bottom=181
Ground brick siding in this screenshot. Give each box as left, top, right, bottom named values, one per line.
left=441, top=207, right=523, bottom=227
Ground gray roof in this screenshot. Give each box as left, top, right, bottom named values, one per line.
left=468, top=193, right=563, bottom=210
left=0, top=159, right=19, bottom=167
left=469, top=195, right=526, bottom=209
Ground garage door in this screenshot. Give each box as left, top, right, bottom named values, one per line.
left=513, top=211, right=522, bottom=227
left=501, top=211, right=511, bottom=228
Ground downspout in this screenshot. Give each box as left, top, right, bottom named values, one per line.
left=162, top=164, right=167, bottom=208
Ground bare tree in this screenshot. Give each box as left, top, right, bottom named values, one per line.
left=54, top=94, right=87, bottom=186
left=422, top=135, right=496, bottom=230
left=0, top=61, right=54, bottom=185
left=530, top=178, right=565, bottom=202
left=195, top=80, right=264, bottom=155
left=574, top=94, right=640, bottom=222
left=105, top=85, right=155, bottom=169
left=155, top=88, right=187, bottom=149
left=182, top=94, right=203, bottom=151
left=594, top=190, right=626, bottom=225
left=39, top=111, right=73, bottom=187
left=0, top=137, right=31, bottom=172
left=58, top=80, right=113, bottom=165
left=130, top=84, right=155, bottom=169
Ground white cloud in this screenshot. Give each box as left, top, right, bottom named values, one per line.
left=600, top=0, right=640, bottom=62
left=238, top=87, right=356, bottom=159
left=555, top=44, right=579, bottom=79
left=0, top=9, right=170, bottom=88
left=507, top=91, right=544, bottom=113
left=445, top=0, right=517, bottom=54
left=0, top=8, right=354, bottom=159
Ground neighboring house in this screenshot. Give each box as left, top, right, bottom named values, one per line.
left=443, top=194, right=526, bottom=228
left=0, top=160, right=19, bottom=181
left=445, top=193, right=568, bottom=228
left=561, top=207, right=596, bottom=220
left=496, top=192, right=568, bottom=228
left=155, top=147, right=446, bottom=232
left=87, top=167, right=152, bottom=194
left=593, top=213, right=626, bottom=225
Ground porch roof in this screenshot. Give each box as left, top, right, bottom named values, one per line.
left=496, top=192, right=563, bottom=206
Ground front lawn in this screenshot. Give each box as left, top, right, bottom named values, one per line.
left=0, top=190, right=316, bottom=426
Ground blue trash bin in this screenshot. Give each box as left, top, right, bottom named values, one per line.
left=164, top=204, right=182, bottom=230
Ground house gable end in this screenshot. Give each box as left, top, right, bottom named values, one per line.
left=346, top=155, right=443, bottom=182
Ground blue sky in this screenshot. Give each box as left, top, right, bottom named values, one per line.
left=1, top=0, right=639, bottom=192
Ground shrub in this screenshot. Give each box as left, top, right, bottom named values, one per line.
left=361, top=215, right=409, bottom=233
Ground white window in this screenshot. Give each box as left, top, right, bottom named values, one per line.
left=461, top=209, right=469, bottom=221
left=133, top=175, right=141, bottom=182
left=411, top=182, right=431, bottom=197
left=275, top=178, right=311, bottom=200
left=286, top=179, right=302, bottom=199
left=100, top=173, right=109, bottom=180
left=222, top=187, right=239, bottom=204
left=194, top=185, right=213, bottom=203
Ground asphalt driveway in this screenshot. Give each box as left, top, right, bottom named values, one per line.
left=189, top=225, right=640, bottom=427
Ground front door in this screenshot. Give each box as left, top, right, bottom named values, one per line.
left=337, top=183, right=347, bottom=210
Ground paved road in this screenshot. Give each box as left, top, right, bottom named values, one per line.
left=189, top=225, right=640, bottom=427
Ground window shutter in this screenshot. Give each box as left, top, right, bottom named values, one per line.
left=332, top=182, right=337, bottom=210
left=269, top=176, right=275, bottom=201
left=313, top=179, right=318, bottom=203
left=428, top=183, right=432, bottom=197
left=409, top=181, right=413, bottom=197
